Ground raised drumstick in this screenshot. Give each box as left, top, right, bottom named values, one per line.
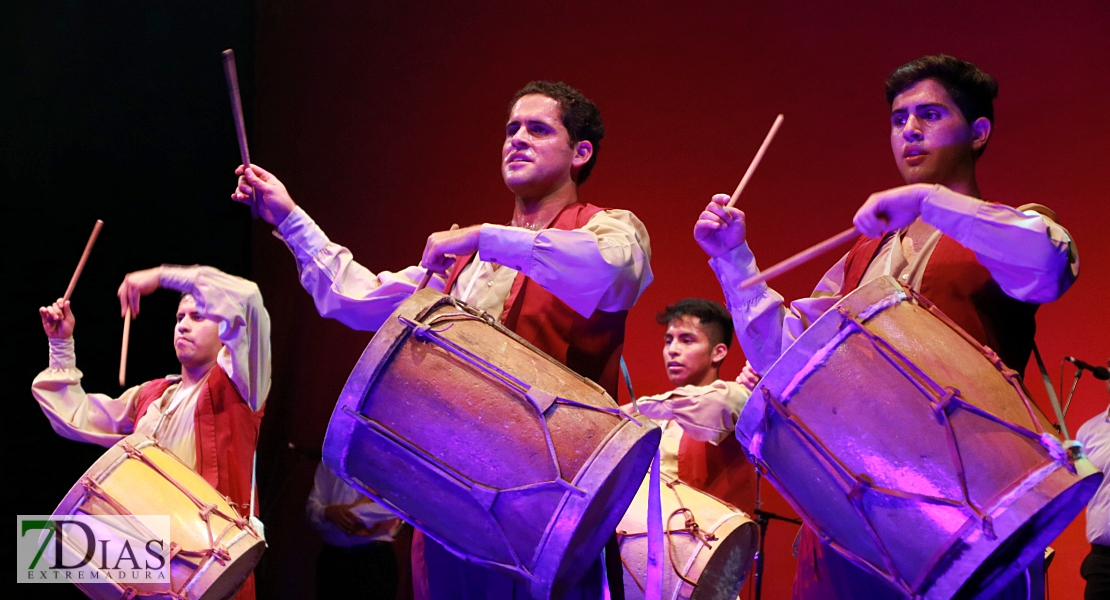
left=63, top=220, right=104, bottom=303
left=119, top=307, right=131, bottom=386
left=222, top=49, right=257, bottom=218
left=728, top=114, right=784, bottom=208
left=740, top=226, right=859, bottom=288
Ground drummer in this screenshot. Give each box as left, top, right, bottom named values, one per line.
left=33, top=265, right=270, bottom=600
left=694, top=54, right=1079, bottom=598
left=230, top=81, right=652, bottom=599
left=632, top=298, right=755, bottom=510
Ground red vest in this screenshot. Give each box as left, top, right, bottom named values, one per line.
left=678, top=433, right=756, bottom=510
left=135, top=366, right=263, bottom=515
left=842, top=233, right=1038, bottom=374
left=443, top=202, right=627, bottom=398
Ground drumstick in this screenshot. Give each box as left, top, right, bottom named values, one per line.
left=63, top=219, right=104, bottom=303
left=222, top=49, right=257, bottom=218
left=740, top=226, right=859, bottom=288
left=727, top=114, right=784, bottom=208
left=119, top=307, right=131, bottom=386
left=415, top=224, right=461, bottom=292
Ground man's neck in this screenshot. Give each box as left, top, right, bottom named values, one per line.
left=512, top=180, right=578, bottom=230
left=180, top=361, right=216, bottom=387
left=678, top=369, right=720, bottom=389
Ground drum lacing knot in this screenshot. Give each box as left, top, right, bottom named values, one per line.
left=211, top=546, right=232, bottom=564
left=1039, top=433, right=1078, bottom=474
left=933, top=388, right=959, bottom=424
left=981, top=346, right=1005, bottom=370
left=980, top=514, right=997, bottom=540
left=848, top=474, right=874, bottom=502
left=121, top=442, right=143, bottom=459
left=198, top=503, right=218, bottom=521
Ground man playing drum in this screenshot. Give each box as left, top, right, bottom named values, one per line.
left=633, top=298, right=754, bottom=510
left=34, top=265, right=271, bottom=600
left=694, top=54, right=1079, bottom=598
left=230, top=81, right=652, bottom=599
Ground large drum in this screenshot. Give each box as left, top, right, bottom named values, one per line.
left=617, top=474, right=758, bottom=600
left=52, top=434, right=264, bottom=600
left=323, top=289, right=661, bottom=599
left=737, top=275, right=1102, bottom=599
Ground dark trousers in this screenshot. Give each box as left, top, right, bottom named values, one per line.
left=316, top=541, right=398, bottom=600
left=1082, top=544, right=1110, bottom=600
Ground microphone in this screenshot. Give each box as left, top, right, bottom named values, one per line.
left=1065, top=356, right=1110, bottom=381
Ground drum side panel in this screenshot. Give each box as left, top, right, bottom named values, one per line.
left=785, top=335, right=965, bottom=502
left=758, top=408, right=889, bottom=573
left=859, top=489, right=971, bottom=590
left=364, top=338, right=559, bottom=490
left=946, top=408, right=1053, bottom=511
left=546, top=404, right=622, bottom=482
left=490, top=486, right=565, bottom=571
left=866, top=306, right=1039, bottom=432
left=343, top=420, right=516, bottom=566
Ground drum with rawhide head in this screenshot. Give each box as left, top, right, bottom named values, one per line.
left=51, top=434, right=264, bottom=599
left=323, top=289, right=661, bottom=599
left=737, top=275, right=1102, bottom=599
left=617, top=473, right=758, bottom=600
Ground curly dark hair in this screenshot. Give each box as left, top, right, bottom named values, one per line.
left=510, top=81, right=605, bottom=184
left=656, top=298, right=734, bottom=348
left=886, top=54, right=998, bottom=126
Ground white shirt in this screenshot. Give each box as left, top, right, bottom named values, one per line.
left=305, top=462, right=400, bottom=547
left=1078, top=406, right=1110, bottom=546
left=276, top=205, right=653, bottom=331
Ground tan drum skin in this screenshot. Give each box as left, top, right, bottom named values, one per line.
left=52, top=434, right=264, bottom=600
left=617, top=473, right=758, bottom=600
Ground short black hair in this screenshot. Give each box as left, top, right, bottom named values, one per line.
left=885, top=54, right=998, bottom=126
left=656, top=298, right=734, bottom=348
left=510, top=81, right=605, bottom=184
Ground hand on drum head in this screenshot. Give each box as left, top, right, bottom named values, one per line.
left=421, top=224, right=479, bottom=274
left=232, top=164, right=297, bottom=227
left=853, top=183, right=935, bottom=238
left=40, top=298, right=75, bottom=339
left=737, top=361, right=761, bottom=391
left=694, top=193, right=747, bottom=258
left=117, top=266, right=163, bottom=317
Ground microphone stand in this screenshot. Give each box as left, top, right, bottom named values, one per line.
left=752, top=471, right=803, bottom=600
left=1062, top=367, right=1084, bottom=419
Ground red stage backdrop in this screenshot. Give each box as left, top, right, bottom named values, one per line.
left=251, top=2, right=1109, bottom=598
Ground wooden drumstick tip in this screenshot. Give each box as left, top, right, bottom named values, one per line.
left=119, top=307, right=131, bottom=387
left=62, top=219, right=105, bottom=303
left=728, top=114, right=785, bottom=208
left=415, top=270, right=435, bottom=292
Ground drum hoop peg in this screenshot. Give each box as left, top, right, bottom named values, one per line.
left=932, top=387, right=960, bottom=423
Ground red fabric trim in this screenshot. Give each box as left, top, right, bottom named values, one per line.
left=677, top=434, right=756, bottom=510
left=842, top=234, right=1037, bottom=373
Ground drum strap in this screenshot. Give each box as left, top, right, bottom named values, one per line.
left=620, top=356, right=664, bottom=600
left=249, top=450, right=265, bottom=540
left=1032, top=342, right=1071, bottom=440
